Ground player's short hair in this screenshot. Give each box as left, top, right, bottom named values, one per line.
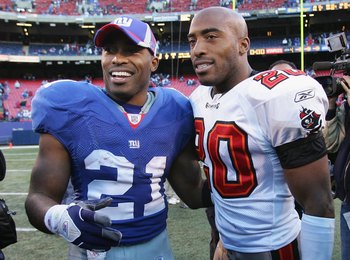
left=269, top=60, right=297, bottom=70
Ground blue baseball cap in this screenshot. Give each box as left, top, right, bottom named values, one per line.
left=94, top=16, right=157, bottom=56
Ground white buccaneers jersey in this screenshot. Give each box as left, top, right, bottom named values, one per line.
left=189, top=69, right=328, bottom=253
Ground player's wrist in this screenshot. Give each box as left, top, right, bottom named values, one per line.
left=300, top=213, right=335, bottom=260
left=44, top=204, right=69, bottom=234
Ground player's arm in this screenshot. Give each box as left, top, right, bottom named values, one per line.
left=167, top=140, right=212, bottom=209
left=25, top=133, right=71, bottom=233
left=284, top=155, right=334, bottom=217
left=277, top=133, right=335, bottom=259
left=25, top=133, right=121, bottom=251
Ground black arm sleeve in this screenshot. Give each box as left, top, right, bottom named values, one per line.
left=0, top=150, right=6, bottom=181
left=275, top=132, right=327, bottom=169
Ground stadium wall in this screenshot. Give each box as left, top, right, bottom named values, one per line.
left=0, top=121, right=38, bottom=145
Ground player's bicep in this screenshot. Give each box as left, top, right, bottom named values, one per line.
left=29, top=133, right=71, bottom=203
left=283, top=155, right=334, bottom=217
left=167, top=140, right=204, bottom=208
left=278, top=135, right=334, bottom=217
left=276, top=133, right=328, bottom=199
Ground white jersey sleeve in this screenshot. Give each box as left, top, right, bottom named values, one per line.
left=249, top=69, right=328, bottom=147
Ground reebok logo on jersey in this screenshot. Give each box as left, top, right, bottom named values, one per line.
left=129, top=140, right=140, bottom=149
left=205, top=102, right=220, bottom=109
left=294, top=89, right=315, bottom=102
left=299, top=107, right=322, bottom=132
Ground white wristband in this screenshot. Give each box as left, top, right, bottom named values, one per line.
left=44, top=204, right=69, bottom=233
left=300, top=214, right=335, bottom=260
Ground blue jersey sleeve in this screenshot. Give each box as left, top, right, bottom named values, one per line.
left=32, top=80, right=106, bottom=135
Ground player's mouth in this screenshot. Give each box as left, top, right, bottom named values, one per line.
left=194, top=62, right=213, bottom=74
left=110, top=71, right=133, bottom=83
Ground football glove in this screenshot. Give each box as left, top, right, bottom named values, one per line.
left=44, top=197, right=122, bottom=251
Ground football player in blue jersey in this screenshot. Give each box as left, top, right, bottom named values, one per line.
left=25, top=16, right=208, bottom=260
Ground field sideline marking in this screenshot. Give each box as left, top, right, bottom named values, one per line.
left=6, top=169, right=31, bottom=172
left=4, top=153, right=38, bottom=156
left=0, top=146, right=39, bottom=150
left=16, top=228, right=37, bottom=232
left=6, top=159, right=35, bottom=161
left=0, top=192, right=28, bottom=195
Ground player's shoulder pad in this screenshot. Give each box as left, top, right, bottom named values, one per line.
left=33, top=79, right=103, bottom=109
left=241, top=69, right=323, bottom=100
left=32, top=80, right=105, bottom=132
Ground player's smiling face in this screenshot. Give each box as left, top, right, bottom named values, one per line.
left=188, top=11, right=245, bottom=93
left=101, top=31, right=158, bottom=105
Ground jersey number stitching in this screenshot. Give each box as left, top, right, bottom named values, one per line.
left=195, top=119, right=257, bottom=198
left=85, top=150, right=166, bottom=221
left=253, top=69, right=305, bottom=89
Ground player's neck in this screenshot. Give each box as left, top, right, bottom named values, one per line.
left=212, top=67, right=254, bottom=96
left=116, top=92, right=155, bottom=114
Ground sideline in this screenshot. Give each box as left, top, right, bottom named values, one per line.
left=0, top=192, right=28, bottom=195
left=0, top=145, right=39, bottom=150
left=16, top=228, right=37, bottom=232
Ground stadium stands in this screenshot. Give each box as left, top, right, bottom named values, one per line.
left=196, top=0, right=223, bottom=10
left=238, top=0, right=287, bottom=11
left=0, top=0, right=13, bottom=12
left=1, top=0, right=334, bottom=15
left=0, top=42, right=24, bottom=55
left=99, top=0, right=147, bottom=15
left=1, top=79, right=42, bottom=120
left=2, top=32, right=344, bottom=56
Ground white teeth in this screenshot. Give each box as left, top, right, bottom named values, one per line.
left=197, top=64, right=209, bottom=69
left=111, top=71, right=131, bottom=77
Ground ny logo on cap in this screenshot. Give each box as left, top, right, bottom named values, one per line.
left=113, top=17, right=133, bottom=27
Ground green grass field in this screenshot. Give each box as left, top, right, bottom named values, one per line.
left=0, top=147, right=341, bottom=259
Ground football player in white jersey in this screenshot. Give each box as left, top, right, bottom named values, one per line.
left=25, top=16, right=207, bottom=260
left=187, top=7, right=335, bottom=260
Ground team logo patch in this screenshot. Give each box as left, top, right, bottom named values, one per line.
left=299, top=107, right=322, bottom=132
left=127, top=114, right=142, bottom=125
left=294, top=89, right=315, bottom=102
left=129, top=140, right=140, bottom=149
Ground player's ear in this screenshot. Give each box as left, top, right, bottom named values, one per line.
left=151, top=57, right=159, bottom=72
left=239, top=37, right=250, bottom=55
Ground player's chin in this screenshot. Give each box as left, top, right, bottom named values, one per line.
left=196, top=75, right=215, bottom=86
left=111, top=90, right=132, bottom=101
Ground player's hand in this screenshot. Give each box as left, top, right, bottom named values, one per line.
left=213, top=239, right=229, bottom=260
left=44, top=197, right=122, bottom=251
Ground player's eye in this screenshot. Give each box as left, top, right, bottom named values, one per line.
left=103, top=46, right=116, bottom=53
left=188, top=39, right=196, bottom=48
left=206, top=34, right=217, bottom=40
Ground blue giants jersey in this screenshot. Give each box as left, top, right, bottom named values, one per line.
left=31, top=80, right=194, bottom=245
